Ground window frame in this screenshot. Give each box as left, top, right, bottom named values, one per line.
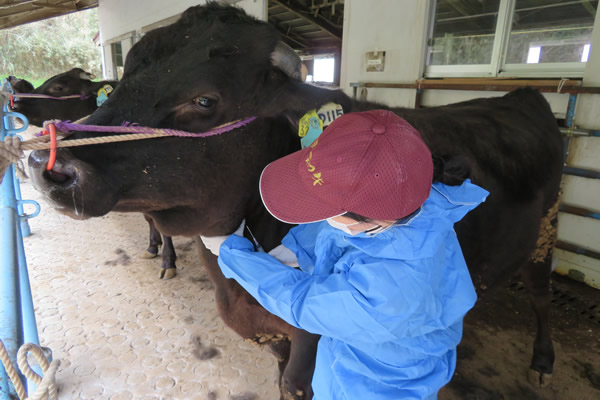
left=425, top=0, right=594, bottom=78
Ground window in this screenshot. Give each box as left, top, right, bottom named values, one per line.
left=313, top=57, right=335, bottom=83
left=426, top=0, right=598, bottom=78
left=428, top=0, right=501, bottom=66
left=111, top=42, right=124, bottom=80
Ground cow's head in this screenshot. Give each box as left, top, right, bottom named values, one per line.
left=28, top=3, right=350, bottom=238
left=13, top=68, right=114, bottom=126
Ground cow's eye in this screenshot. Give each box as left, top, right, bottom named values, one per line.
left=50, top=85, right=64, bottom=93
left=192, top=96, right=216, bottom=109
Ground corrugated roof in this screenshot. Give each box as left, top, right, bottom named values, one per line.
left=0, top=0, right=98, bottom=29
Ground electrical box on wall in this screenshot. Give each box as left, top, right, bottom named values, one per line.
left=366, top=51, right=385, bottom=72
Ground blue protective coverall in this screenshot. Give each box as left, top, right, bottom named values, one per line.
left=218, top=180, right=489, bottom=400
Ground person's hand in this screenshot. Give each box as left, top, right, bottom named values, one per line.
left=200, top=219, right=245, bottom=256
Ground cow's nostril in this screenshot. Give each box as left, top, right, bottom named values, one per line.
left=40, top=158, right=75, bottom=185
left=43, top=169, right=72, bottom=184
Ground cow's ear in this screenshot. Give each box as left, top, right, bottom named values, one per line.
left=254, top=41, right=351, bottom=130
left=79, top=71, right=96, bottom=80
left=254, top=71, right=351, bottom=131
left=80, top=81, right=109, bottom=97
left=270, top=42, right=304, bottom=81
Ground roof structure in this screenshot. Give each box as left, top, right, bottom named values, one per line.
left=0, top=0, right=345, bottom=56
left=0, top=0, right=98, bottom=30
left=268, top=0, right=344, bottom=55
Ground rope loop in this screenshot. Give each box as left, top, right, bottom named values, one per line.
left=18, top=343, right=60, bottom=400
left=0, top=339, right=60, bottom=400
left=557, top=78, right=568, bottom=93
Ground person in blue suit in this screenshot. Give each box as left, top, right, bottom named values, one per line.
left=209, top=110, right=488, bottom=399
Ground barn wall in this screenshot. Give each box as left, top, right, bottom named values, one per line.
left=340, top=0, right=430, bottom=108
left=97, top=0, right=267, bottom=78
left=98, top=0, right=266, bottom=44
left=554, top=10, right=600, bottom=289
left=341, top=0, right=600, bottom=288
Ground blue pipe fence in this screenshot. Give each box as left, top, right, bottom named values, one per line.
left=0, top=79, right=43, bottom=399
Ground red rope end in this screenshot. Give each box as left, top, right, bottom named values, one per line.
left=44, top=124, right=57, bottom=171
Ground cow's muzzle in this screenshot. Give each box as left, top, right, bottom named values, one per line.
left=28, top=149, right=118, bottom=219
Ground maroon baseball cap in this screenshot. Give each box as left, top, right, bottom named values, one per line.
left=260, top=110, right=433, bottom=224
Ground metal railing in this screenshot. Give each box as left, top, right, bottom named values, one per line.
left=0, top=79, right=42, bottom=399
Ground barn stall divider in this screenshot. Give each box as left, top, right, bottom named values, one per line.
left=0, top=79, right=58, bottom=400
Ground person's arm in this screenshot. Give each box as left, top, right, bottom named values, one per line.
left=218, top=234, right=433, bottom=344
left=281, top=221, right=325, bottom=270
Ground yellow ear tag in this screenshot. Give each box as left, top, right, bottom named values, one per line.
left=96, top=84, right=114, bottom=107
left=298, top=110, right=324, bottom=148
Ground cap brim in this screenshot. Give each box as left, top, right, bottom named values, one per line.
left=259, top=150, right=345, bottom=224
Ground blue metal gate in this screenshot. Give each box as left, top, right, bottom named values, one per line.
left=0, top=79, right=42, bottom=399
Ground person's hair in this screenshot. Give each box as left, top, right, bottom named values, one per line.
left=345, top=208, right=420, bottom=225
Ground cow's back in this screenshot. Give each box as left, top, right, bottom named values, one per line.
left=387, top=89, right=563, bottom=289
left=397, top=88, right=562, bottom=204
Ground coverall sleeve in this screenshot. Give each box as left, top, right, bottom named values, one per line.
left=218, top=234, right=430, bottom=344
left=280, top=222, right=323, bottom=270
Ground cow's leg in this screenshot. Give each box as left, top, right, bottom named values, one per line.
left=141, top=214, right=162, bottom=258
left=521, top=198, right=559, bottom=387
left=266, top=338, right=291, bottom=400
left=280, top=329, right=319, bottom=400
left=159, top=235, right=177, bottom=279
left=194, top=237, right=315, bottom=400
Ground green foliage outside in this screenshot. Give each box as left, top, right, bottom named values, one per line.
left=0, top=8, right=102, bottom=88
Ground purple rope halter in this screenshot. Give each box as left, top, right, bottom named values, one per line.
left=41, top=117, right=257, bottom=138
left=13, top=93, right=90, bottom=101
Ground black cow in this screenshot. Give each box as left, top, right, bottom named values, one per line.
left=11, top=68, right=117, bottom=127
left=11, top=68, right=178, bottom=278
left=28, top=4, right=563, bottom=399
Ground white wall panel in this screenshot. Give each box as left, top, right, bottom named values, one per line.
left=98, top=0, right=266, bottom=44
left=561, top=175, right=600, bottom=213
left=340, top=0, right=429, bottom=107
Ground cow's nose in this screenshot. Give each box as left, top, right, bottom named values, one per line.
left=28, top=150, right=49, bottom=170
left=29, top=151, right=76, bottom=185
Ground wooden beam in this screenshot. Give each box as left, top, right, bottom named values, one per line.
left=582, top=0, right=597, bottom=17
left=270, top=0, right=341, bottom=40
left=31, top=1, right=76, bottom=11
left=273, top=25, right=309, bottom=48
left=348, top=79, right=600, bottom=95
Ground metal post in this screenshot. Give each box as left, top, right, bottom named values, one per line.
left=0, top=162, right=22, bottom=400
left=566, top=94, right=577, bottom=129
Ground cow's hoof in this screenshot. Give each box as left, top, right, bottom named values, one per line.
left=159, top=268, right=177, bottom=280
left=527, top=369, right=552, bottom=387
left=281, top=387, right=305, bottom=400
left=141, top=250, right=158, bottom=259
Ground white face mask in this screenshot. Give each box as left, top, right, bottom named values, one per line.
left=326, top=218, right=362, bottom=235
